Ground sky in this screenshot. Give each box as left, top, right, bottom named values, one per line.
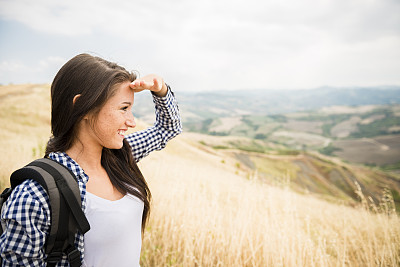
left=0, top=0, right=399, bottom=92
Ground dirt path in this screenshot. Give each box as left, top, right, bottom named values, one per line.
left=361, top=137, right=390, bottom=151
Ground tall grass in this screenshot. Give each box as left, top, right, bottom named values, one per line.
left=139, top=139, right=400, bottom=266
left=0, top=84, right=51, bottom=187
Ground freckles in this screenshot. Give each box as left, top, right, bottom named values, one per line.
left=97, top=108, right=118, bottom=131
left=104, top=107, right=118, bottom=120
left=104, top=114, right=117, bottom=127
left=105, top=113, right=114, bottom=120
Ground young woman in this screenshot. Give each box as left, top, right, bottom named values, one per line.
left=0, top=54, right=182, bottom=266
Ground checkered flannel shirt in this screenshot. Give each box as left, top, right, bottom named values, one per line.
left=0, top=86, right=182, bottom=266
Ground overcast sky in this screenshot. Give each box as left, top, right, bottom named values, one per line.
left=0, top=0, right=399, bottom=91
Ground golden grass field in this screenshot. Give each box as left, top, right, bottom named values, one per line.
left=1, top=84, right=400, bottom=266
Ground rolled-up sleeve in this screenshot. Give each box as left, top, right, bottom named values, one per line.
left=0, top=180, right=50, bottom=266
left=126, top=85, right=183, bottom=162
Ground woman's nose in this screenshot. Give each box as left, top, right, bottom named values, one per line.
left=126, top=113, right=136, bottom=128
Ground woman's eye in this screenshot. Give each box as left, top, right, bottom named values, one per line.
left=122, top=106, right=129, bottom=111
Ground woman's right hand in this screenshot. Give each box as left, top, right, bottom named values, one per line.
left=129, top=74, right=168, bottom=97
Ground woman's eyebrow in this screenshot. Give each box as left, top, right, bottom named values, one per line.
left=121, top=101, right=132, bottom=105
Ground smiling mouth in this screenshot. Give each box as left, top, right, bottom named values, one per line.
left=118, top=130, right=126, bottom=137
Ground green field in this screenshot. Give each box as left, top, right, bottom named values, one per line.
left=187, top=105, right=400, bottom=172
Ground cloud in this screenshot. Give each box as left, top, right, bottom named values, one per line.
left=2, top=0, right=398, bottom=41
left=0, top=0, right=399, bottom=90
left=2, top=0, right=93, bottom=35
left=0, top=0, right=188, bottom=39
left=0, top=56, right=66, bottom=84
left=0, top=61, right=27, bottom=72
left=37, top=56, right=66, bottom=70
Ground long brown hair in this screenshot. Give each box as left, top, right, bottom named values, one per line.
left=45, top=53, right=151, bottom=231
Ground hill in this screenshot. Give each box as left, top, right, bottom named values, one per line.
left=184, top=105, right=400, bottom=168
left=134, top=85, right=400, bottom=122
left=0, top=84, right=399, bottom=266
left=134, top=86, right=400, bottom=172
left=186, top=132, right=400, bottom=211
left=133, top=85, right=400, bottom=210
left=140, top=132, right=400, bottom=267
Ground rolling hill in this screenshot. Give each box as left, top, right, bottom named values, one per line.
left=134, top=85, right=400, bottom=123
left=134, top=86, right=400, bottom=171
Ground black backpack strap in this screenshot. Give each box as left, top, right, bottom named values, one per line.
left=29, top=159, right=90, bottom=266
left=8, top=158, right=90, bottom=267
left=28, top=159, right=90, bottom=234
left=0, top=166, right=56, bottom=266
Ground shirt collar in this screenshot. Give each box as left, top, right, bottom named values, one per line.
left=48, top=151, right=89, bottom=184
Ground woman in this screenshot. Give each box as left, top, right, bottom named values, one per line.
left=0, top=54, right=182, bottom=266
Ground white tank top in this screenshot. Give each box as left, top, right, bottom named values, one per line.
left=83, top=191, right=144, bottom=267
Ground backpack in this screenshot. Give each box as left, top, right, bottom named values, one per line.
left=0, top=158, right=91, bottom=267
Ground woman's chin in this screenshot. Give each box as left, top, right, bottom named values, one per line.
left=104, top=142, right=124, bottom=150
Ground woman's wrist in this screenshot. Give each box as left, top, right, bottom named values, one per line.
left=152, top=81, right=168, bottom=97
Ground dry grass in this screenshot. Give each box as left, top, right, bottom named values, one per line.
left=1, top=84, right=399, bottom=266
left=0, top=84, right=52, bottom=188
left=139, top=137, right=400, bottom=267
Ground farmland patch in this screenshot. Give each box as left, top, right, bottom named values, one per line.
left=283, top=119, right=324, bottom=134
left=330, top=116, right=361, bottom=138
left=209, top=117, right=242, bottom=133
left=270, top=131, right=331, bottom=149
left=333, top=134, right=400, bottom=165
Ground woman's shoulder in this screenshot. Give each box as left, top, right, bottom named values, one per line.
left=13, top=179, right=49, bottom=201
left=2, top=179, right=50, bottom=219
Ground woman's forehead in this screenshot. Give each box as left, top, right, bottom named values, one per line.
left=109, top=81, right=134, bottom=103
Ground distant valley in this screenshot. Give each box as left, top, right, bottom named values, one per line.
left=135, top=85, right=400, bottom=120
left=134, top=86, right=400, bottom=169
left=133, top=86, right=400, bottom=210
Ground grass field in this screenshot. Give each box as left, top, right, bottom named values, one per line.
left=1, top=84, right=400, bottom=266
left=0, top=84, right=52, bottom=189
left=190, top=104, right=400, bottom=170
left=140, top=137, right=400, bottom=266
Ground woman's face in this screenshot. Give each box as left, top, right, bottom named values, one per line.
left=88, top=81, right=136, bottom=149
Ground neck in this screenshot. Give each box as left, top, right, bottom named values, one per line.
left=65, top=119, right=106, bottom=172
left=66, top=139, right=103, bottom=173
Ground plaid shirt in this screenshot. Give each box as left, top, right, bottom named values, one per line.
left=0, top=87, right=182, bottom=266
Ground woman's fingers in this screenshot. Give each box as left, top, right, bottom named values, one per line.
left=130, top=79, right=162, bottom=91
left=152, top=78, right=163, bottom=92
left=130, top=80, right=152, bottom=90
left=129, top=75, right=164, bottom=95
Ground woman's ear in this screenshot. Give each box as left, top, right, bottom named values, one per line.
left=73, top=94, right=81, bottom=105
left=73, top=94, right=89, bottom=120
